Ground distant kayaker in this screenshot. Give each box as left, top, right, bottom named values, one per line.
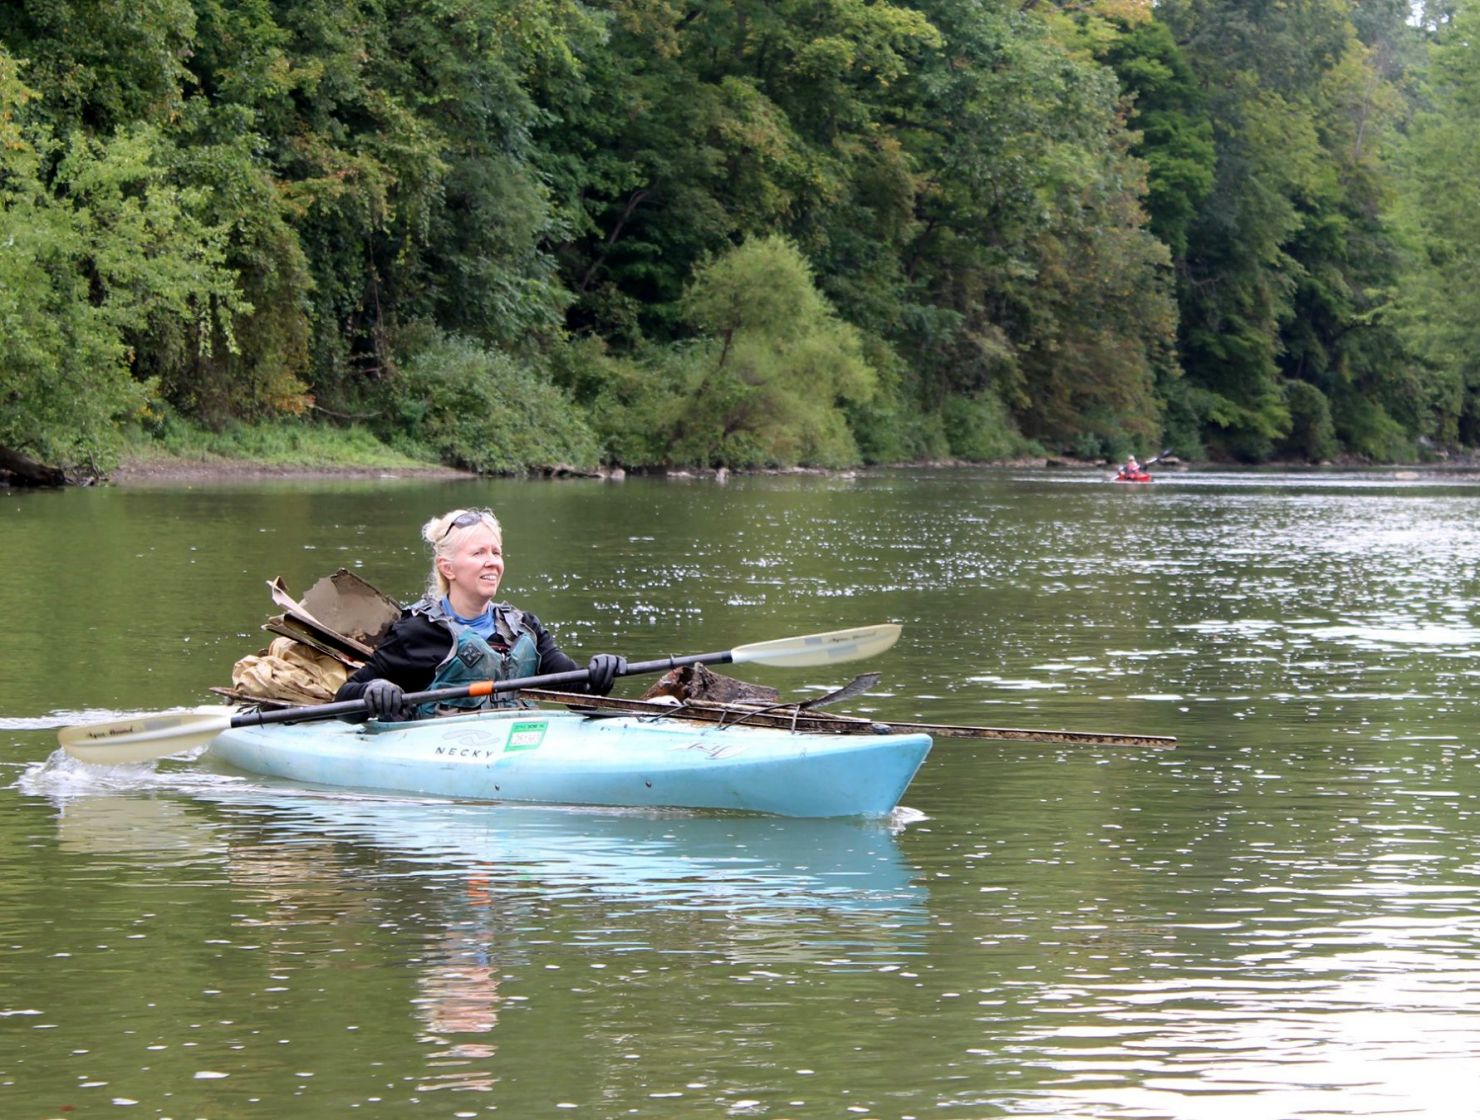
left=1117, top=455, right=1141, bottom=480
left=336, top=508, right=625, bottom=721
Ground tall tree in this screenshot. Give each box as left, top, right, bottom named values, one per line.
left=0, top=48, right=246, bottom=470
left=1390, top=0, right=1480, bottom=446
left=1093, top=12, right=1215, bottom=261
left=1158, top=0, right=1411, bottom=461
left=885, top=0, right=1175, bottom=454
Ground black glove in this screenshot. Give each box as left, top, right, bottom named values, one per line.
left=363, top=678, right=408, bottom=721
left=586, top=653, right=627, bottom=696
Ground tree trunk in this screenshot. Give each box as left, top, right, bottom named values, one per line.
left=0, top=447, right=70, bottom=488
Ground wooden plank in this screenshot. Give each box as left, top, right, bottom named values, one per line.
left=264, top=617, right=367, bottom=666
left=517, top=690, right=1176, bottom=747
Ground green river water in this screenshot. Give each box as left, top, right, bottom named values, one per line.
left=2, top=467, right=1477, bottom=1119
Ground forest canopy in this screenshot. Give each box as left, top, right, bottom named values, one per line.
left=0, top=0, right=1473, bottom=477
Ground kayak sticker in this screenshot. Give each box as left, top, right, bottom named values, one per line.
left=505, top=720, right=548, bottom=752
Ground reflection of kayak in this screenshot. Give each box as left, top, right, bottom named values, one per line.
left=203, top=707, right=932, bottom=818
left=1113, top=471, right=1152, bottom=483
left=47, top=790, right=927, bottom=919
left=251, top=796, right=927, bottom=916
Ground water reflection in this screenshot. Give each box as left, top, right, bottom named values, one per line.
left=28, top=756, right=926, bottom=917
left=1008, top=929, right=1480, bottom=1119
left=19, top=761, right=931, bottom=1102
left=26, top=753, right=930, bottom=1009
left=900, top=723, right=1480, bottom=1119
left=10, top=469, right=1480, bottom=1118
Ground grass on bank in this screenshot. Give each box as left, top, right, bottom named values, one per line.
left=119, top=417, right=439, bottom=471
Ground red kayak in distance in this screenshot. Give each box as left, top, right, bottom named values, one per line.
left=1112, top=451, right=1168, bottom=482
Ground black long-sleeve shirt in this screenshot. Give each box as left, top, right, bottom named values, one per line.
left=335, top=599, right=579, bottom=705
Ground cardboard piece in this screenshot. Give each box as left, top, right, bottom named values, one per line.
left=300, top=570, right=402, bottom=648
left=263, top=570, right=403, bottom=665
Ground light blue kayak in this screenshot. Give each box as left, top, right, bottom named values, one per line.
left=202, top=707, right=932, bottom=818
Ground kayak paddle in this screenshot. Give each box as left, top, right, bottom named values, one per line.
left=57, top=623, right=903, bottom=765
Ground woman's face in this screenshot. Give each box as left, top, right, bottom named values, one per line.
left=438, top=523, right=505, bottom=610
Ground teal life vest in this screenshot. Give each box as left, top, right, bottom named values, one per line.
left=414, top=601, right=541, bottom=719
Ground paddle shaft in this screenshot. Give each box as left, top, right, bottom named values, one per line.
left=227, top=650, right=739, bottom=730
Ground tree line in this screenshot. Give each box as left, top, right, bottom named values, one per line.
left=2, top=0, right=1477, bottom=478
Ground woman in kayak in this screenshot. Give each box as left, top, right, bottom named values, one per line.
left=336, top=508, right=625, bottom=721
left=1117, top=455, right=1141, bottom=480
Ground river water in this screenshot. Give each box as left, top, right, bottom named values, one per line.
left=2, top=467, right=1478, bottom=1118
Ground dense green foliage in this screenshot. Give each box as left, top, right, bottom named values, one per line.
left=1390, top=0, right=1480, bottom=447
left=388, top=327, right=601, bottom=473
left=0, top=0, right=1474, bottom=477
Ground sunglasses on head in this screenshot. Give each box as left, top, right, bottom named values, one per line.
left=439, top=510, right=484, bottom=540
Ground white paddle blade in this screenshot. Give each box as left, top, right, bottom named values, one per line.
left=57, top=708, right=236, bottom=765
left=730, top=623, right=902, bottom=669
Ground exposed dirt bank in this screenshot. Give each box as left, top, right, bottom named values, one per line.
left=27, top=452, right=1480, bottom=489
left=109, top=456, right=477, bottom=485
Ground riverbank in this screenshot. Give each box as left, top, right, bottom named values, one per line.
left=109, top=454, right=477, bottom=485
left=97, top=454, right=1480, bottom=486
left=104, top=454, right=1058, bottom=486
left=15, top=447, right=1480, bottom=490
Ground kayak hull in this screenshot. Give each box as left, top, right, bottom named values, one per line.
left=203, top=707, right=932, bottom=818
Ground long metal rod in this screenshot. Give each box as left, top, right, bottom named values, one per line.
left=519, top=690, right=1177, bottom=747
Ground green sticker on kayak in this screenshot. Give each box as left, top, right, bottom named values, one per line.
left=505, top=720, right=547, bottom=752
